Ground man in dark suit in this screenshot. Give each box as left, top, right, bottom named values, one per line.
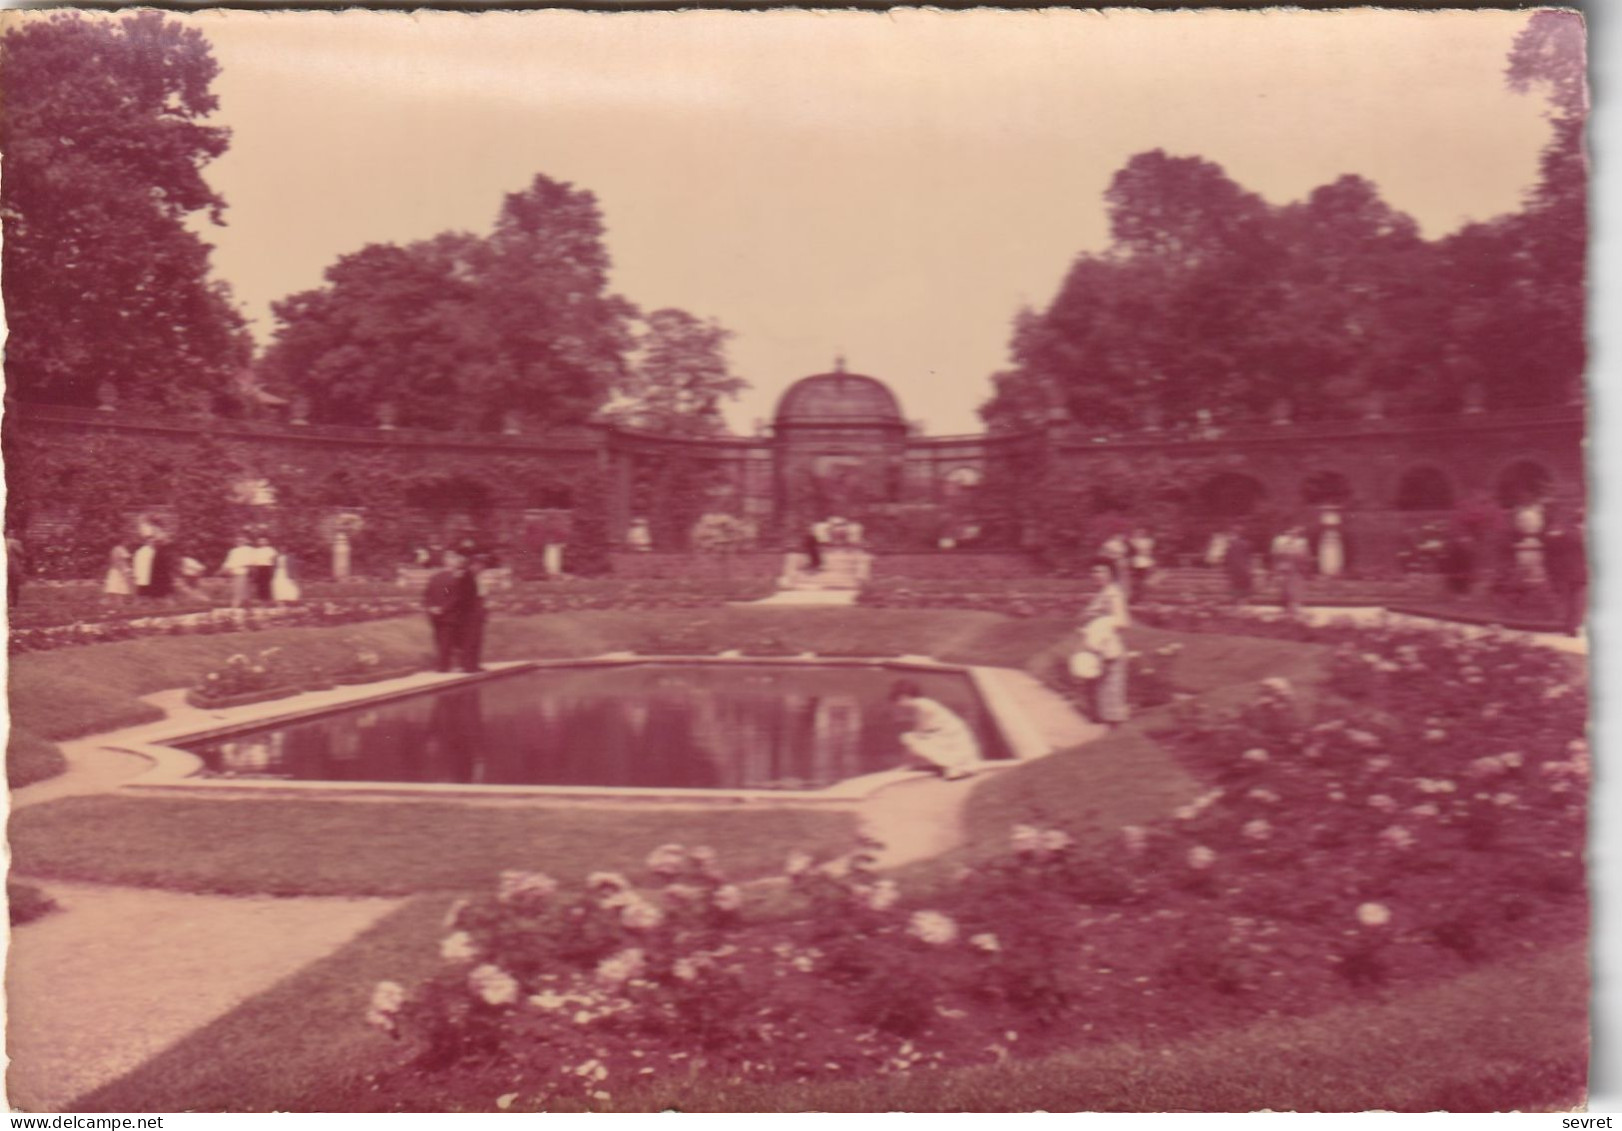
left=424, top=547, right=485, bottom=673
left=458, top=552, right=490, bottom=673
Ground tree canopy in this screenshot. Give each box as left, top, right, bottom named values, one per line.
left=1, top=12, right=249, bottom=410
left=983, top=16, right=1587, bottom=433
left=605, top=308, right=747, bottom=436
left=261, top=175, right=742, bottom=432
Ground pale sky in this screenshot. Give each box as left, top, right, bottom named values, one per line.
left=172, top=8, right=1552, bottom=435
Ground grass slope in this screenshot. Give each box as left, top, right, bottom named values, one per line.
left=8, top=796, right=859, bottom=897
left=7, top=730, right=67, bottom=789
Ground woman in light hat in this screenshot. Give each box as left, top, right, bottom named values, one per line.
left=1074, top=558, right=1131, bottom=727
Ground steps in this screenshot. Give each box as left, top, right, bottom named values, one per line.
left=779, top=548, right=870, bottom=592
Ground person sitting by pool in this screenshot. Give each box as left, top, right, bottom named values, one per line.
left=890, top=680, right=979, bottom=781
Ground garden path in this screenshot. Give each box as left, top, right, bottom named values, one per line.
left=9, top=741, right=151, bottom=811
left=744, top=589, right=858, bottom=606
left=5, top=881, right=401, bottom=1112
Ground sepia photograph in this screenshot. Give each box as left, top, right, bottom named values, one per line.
left=0, top=4, right=1594, bottom=1114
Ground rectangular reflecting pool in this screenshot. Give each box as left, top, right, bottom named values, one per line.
left=179, top=662, right=1012, bottom=792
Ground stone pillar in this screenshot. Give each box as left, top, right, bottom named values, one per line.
left=332, top=532, right=352, bottom=581
left=1318, top=508, right=1345, bottom=578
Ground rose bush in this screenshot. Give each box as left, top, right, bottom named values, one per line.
left=191, top=646, right=303, bottom=704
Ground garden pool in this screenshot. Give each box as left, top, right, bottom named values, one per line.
left=178, top=662, right=1013, bottom=791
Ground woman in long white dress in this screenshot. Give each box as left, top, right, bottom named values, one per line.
left=219, top=535, right=255, bottom=608
left=1078, top=559, right=1131, bottom=726
left=891, top=680, right=979, bottom=780
left=272, top=550, right=301, bottom=604
left=104, top=543, right=134, bottom=598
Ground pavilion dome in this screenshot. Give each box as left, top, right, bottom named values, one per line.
left=774, top=368, right=905, bottom=429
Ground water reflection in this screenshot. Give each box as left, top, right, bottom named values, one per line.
left=186, top=664, right=1009, bottom=791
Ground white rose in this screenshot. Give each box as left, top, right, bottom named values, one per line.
left=468, top=964, right=519, bottom=1007
left=644, top=844, right=688, bottom=876
left=907, top=910, right=959, bottom=945
left=595, top=948, right=647, bottom=986
left=864, top=879, right=900, bottom=912
left=440, top=931, right=477, bottom=962
left=619, top=898, right=665, bottom=931
left=371, top=980, right=406, bottom=1014
left=1357, top=902, right=1392, bottom=928
left=784, top=851, right=814, bottom=877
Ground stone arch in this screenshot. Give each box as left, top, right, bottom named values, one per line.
left=1494, top=459, right=1554, bottom=509
left=1198, top=472, right=1268, bottom=518
left=1394, top=466, right=1455, bottom=511
left=942, top=466, right=983, bottom=506
left=1301, top=470, right=1354, bottom=507
left=403, top=473, right=498, bottom=546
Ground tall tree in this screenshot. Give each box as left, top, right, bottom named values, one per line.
left=471, top=174, right=639, bottom=427
left=260, top=234, right=490, bottom=428
left=607, top=308, right=747, bottom=435
left=0, top=11, right=248, bottom=410
left=1503, top=8, right=1587, bottom=401
left=263, top=174, right=638, bottom=429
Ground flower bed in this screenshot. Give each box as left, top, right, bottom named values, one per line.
left=8, top=580, right=776, bottom=655
left=860, top=579, right=1568, bottom=636
left=358, top=621, right=1586, bottom=1109
left=185, top=685, right=306, bottom=711
left=188, top=647, right=307, bottom=709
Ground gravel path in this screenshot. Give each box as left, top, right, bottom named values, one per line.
left=5, top=881, right=400, bottom=1112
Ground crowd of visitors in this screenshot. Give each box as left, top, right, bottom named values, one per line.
left=94, top=527, right=300, bottom=608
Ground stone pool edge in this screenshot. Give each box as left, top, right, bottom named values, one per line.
left=91, top=654, right=1084, bottom=805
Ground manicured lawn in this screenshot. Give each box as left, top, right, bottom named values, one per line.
left=7, top=730, right=67, bottom=789
left=9, top=796, right=859, bottom=897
